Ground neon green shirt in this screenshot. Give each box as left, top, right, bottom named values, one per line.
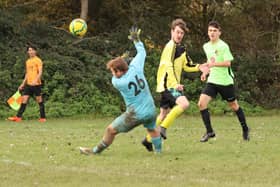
left=203, top=39, right=234, bottom=85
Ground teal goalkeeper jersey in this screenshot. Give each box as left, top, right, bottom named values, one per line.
left=203, top=39, right=234, bottom=85
left=112, top=42, right=156, bottom=118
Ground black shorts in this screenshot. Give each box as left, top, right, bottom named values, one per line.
left=23, top=85, right=42, bottom=97
left=160, top=89, right=183, bottom=109
left=202, top=83, right=236, bottom=102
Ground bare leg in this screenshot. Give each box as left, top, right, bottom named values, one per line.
left=80, top=124, right=118, bottom=155
left=102, top=124, right=118, bottom=146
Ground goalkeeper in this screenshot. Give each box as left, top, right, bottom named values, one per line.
left=79, top=26, right=162, bottom=155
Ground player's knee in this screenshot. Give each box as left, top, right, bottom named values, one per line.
left=180, top=100, right=189, bottom=110
left=177, top=97, right=189, bottom=109
left=197, top=101, right=204, bottom=110
left=228, top=101, right=239, bottom=111
left=106, top=125, right=117, bottom=135
left=36, top=96, right=43, bottom=103
left=231, top=104, right=239, bottom=111
left=22, top=96, right=29, bottom=103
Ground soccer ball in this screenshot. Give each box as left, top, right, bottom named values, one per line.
left=69, top=18, right=87, bottom=37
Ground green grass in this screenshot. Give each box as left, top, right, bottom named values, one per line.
left=0, top=115, right=280, bottom=187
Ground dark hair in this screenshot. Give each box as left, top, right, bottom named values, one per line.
left=171, top=18, right=189, bottom=32
left=106, top=57, right=128, bottom=72
left=26, top=45, right=37, bottom=52
left=208, top=21, right=221, bottom=31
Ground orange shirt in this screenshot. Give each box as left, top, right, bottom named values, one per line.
left=25, top=56, right=43, bottom=85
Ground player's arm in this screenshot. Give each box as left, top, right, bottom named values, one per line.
left=128, top=26, right=146, bottom=69
left=183, top=53, right=200, bottom=72
left=19, top=74, right=27, bottom=90
left=183, top=54, right=210, bottom=82
left=207, top=54, right=232, bottom=67
left=207, top=44, right=233, bottom=68
left=208, top=59, right=231, bottom=68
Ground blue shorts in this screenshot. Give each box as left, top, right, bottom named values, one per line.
left=112, top=110, right=156, bottom=133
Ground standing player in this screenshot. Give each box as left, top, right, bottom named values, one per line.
left=198, top=21, right=250, bottom=142
left=79, top=26, right=162, bottom=155
left=8, top=45, right=46, bottom=122
left=142, top=18, right=208, bottom=151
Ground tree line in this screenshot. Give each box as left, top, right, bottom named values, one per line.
left=0, top=0, right=279, bottom=118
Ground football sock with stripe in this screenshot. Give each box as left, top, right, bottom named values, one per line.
left=93, top=140, right=108, bottom=154
left=151, top=136, right=162, bottom=153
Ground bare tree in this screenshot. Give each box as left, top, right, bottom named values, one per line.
left=80, top=0, right=88, bottom=20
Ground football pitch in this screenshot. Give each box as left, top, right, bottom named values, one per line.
left=0, top=115, right=279, bottom=187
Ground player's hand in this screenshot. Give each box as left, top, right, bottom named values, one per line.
left=128, top=26, right=141, bottom=43
left=199, top=63, right=210, bottom=74
left=176, top=84, right=184, bottom=91
left=200, top=73, right=207, bottom=81
left=18, top=85, right=24, bottom=90
left=208, top=57, right=216, bottom=68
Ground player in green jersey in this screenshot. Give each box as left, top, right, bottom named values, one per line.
left=198, top=21, right=250, bottom=142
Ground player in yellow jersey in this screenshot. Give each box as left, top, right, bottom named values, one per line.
left=142, top=18, right=208, bottom=151
left=8, top=45, right=46, bottom=122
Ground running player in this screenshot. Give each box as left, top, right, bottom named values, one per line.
left=142, top=18, right=208, bottom=151
left=198, top=21, right=250, bottom=142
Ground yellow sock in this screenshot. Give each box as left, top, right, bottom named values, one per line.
left=161, top=105, right=184, bottom=129
left=156, top=116, right=162, bottom=126
left=146, top=134, right=152, bottom=142
left=146, top=116, right=163, bottom=143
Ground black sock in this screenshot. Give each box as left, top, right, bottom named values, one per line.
left=17, top=103, right=27, bottom=117
left=235, top=107, right=248, bottom=131
left=200, top=108, right=213, bottom=133
left=39, top=102, right=46, bottom=118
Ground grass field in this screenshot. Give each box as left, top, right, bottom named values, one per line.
left=0, top=115, right=279, bottom=187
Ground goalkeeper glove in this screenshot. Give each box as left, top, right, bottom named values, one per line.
left=128, top=26, right=141, bottom=43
